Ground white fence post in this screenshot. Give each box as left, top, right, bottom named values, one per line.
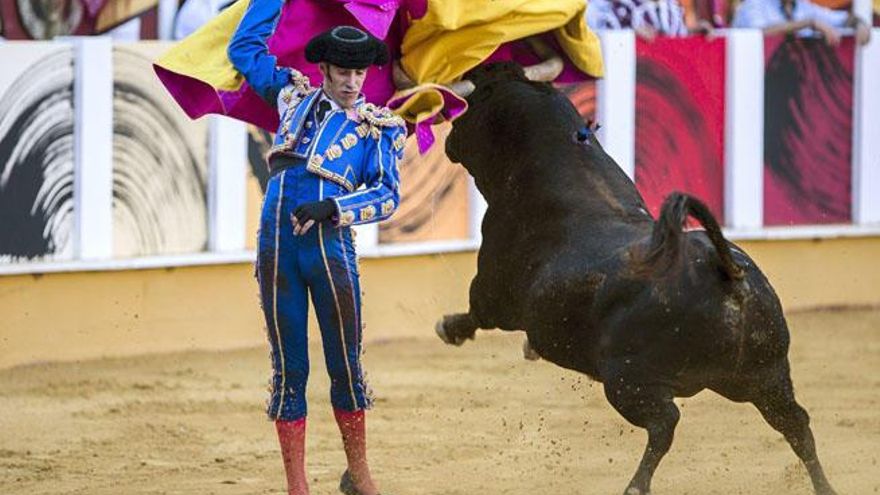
left=852, top=28, right=880, bottom=225
left=158, top=0, right=180, bottom=40
left=73, top=37, right=114, bottom=261
left=723, top=30, right=765, bottom=230
left=208, top=116, right=248, bottom=252
left=596, top=30, right=636, bottom=180
left=353, top=223, right=379, bottom=251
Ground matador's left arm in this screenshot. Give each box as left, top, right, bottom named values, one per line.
left=333, top=113, right=407, bottom=227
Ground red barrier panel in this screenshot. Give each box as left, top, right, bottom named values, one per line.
left=763, top=36, right=854, bottom=225
left=634, top=36, right=727, bottom=223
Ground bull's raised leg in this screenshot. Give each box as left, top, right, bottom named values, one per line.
left=435, top=313, right=479, bottom=346
left=604, top=370, right=680, bottom=495
left=751, top=370, right=837, bottom=495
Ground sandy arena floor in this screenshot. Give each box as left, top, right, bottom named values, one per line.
left=1, top=309, right=878, bottom=495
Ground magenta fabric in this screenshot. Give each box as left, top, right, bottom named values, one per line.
left=386, top=84, right=469, bottom=154
left=335, top=0, right=400, bottom=39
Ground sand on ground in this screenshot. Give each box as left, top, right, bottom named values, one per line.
left=1, top=309, right=878, bottom=495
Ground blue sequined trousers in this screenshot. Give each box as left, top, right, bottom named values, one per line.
left=256, top=161, right=370, bottom=421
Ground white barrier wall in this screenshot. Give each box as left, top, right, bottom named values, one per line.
left=852, top=29, right=880, bottom=225
left=1, top=30, right=879, bottom=276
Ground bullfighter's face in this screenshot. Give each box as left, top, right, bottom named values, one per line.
left=320, top=63, right=367, bottom=109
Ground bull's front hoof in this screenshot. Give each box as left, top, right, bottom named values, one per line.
left=624, top=487, right=649, bottom=495
left=435, top=318, right=464, bottom=346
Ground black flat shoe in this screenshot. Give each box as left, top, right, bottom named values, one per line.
left=339, top=470, right=360, bottom=495
left=339, top=470, right=387, bottom=495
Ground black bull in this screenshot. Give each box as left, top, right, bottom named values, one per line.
left=438, top=63, right=837, bottom=495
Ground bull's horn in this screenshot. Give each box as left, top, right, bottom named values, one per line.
left=392, top=60, right=416, bottom=90
left=523, top=56, right=564, bottom=82
left=448, top=79, right=475, bottom=98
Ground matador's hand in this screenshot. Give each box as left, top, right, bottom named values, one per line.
left=292, top=199, right=337, bottom=235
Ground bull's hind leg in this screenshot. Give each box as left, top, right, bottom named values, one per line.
left=435, top=313, right=479, bottom=346
left=750, top=364, right=837, bottom=495
left=603, top=366, right=680, bottom=495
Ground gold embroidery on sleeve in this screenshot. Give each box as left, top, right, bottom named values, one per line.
left=381, top=199, right=395, bottom=216
left=393, top=133, right=406, bottom=151
left=340, top=210, right=356, bottom=226
left=359, top=205, right=376, bottom=222
left=326, top=144, right=343, bottom=161
left=341, top=133, right=358, bottom=150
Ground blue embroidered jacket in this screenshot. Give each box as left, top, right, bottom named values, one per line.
left=227, top=0, right=405, bottom=227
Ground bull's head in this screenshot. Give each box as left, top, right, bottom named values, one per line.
left=444, top=62, right=605, bottom=200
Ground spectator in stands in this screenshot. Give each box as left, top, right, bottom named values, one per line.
left=587, top=0, right=717, bottom=40
left=173, top=0, right=234, bottom=40
left=732, top=0, right=871, bottom=45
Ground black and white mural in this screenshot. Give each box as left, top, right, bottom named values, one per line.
left=0, top=42, right=209, bottom=264
left=0, top=45, right=76, bottom=263
left=112, top=43, right=208, bottom=257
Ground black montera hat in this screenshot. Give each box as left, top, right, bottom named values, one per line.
left=305, top=26, right=389, bottom=69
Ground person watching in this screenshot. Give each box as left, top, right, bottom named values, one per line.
left=732, top=0, right=872, bottom=45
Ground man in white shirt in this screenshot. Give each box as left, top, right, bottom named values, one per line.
left=733, top=0, right=871, bottom=45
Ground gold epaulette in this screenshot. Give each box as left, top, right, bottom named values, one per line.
left=288, top=68, right=313, bottom=93
left=279, top=69, right=315, bottom=105
left=357, top=103, right=406, bottom=129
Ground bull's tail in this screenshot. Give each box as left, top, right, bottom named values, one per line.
left=636, top=192, right=745, bottom=280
